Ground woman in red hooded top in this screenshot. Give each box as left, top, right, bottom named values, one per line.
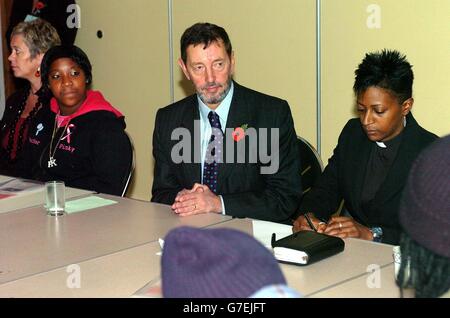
left=19, top=45, right=132, bottom=196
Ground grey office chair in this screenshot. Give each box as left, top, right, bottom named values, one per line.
left=297, top=136, right=324, bottom=196
left=121, top=131, right=136, bottom=197
left=281, top=136, right=325, bottom=225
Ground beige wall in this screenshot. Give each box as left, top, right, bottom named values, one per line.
left=76, top=0, right=170, bottom=200
left=74, top=0, right=449, bottom=200
left=321, top=0, right=450, bottom=162
left=172, top=0, right=317, bottom=149
left=76, top=0, right=317, bottom=200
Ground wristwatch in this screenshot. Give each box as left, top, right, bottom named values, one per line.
left=370, top=227, right=383, bottom=242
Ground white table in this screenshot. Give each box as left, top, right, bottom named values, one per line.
left=208, top=218, right=396, bottom=297
left=0, top=195, right=399, bottom=298
left=0, top=176, right=92, bottom=214
left=309, top=263, right=405, bottom=298
left=0, top=241, right=161, bottom=298
left=0, top=234, right=398, bottom=298
left=0, top=194, right=231, bottom=285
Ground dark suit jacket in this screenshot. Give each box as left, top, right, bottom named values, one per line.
left=298, top=113, right=437, bottom=244
left=151, top=82, right=302, bottom=223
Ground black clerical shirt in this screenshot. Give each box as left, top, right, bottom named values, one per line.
left=361, top=132, right=403, bottom=212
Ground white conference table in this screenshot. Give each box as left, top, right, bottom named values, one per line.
left=207, top=219, right=397, bottom=298
left=0, top=175, right=93, bottom=214
left=0, top=241, right=162, bottom=298
left=0, top=193, right=399, bottom=298
left=309, top=263, right=404, bottom=298
left=0, top=193, right=232, bottom=285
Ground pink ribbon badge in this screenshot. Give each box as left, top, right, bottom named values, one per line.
left=61, top=124, right=75, bottom=144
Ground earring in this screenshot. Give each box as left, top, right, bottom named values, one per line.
left=403, top=116, right=407, bottom=127
left=35, top=67, right=40, bottom=78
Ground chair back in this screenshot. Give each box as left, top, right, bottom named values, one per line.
left=297, top=136, right=323, bottom=196
left=121, top=131, right=136, bottom=197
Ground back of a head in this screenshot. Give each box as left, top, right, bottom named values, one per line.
left=161, top=226, right=288, bottom=298
left=400, top=135, right=450, bottom=256
left=11, top=18, right=61, bottom=58
left=399, top=135, right=450, bottom=297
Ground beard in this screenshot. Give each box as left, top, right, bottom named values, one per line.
left=198, top=77, right=232, bottom=105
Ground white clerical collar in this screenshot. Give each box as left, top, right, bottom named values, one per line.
left=376, top=141, right=387, bottom=148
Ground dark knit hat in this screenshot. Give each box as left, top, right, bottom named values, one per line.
left=161, top=226, right=286, bottom=298
left=399, top=135, right=450, bottom=258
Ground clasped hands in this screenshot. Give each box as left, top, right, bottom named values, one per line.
left=292, top=213, right=373, bottom=240
left=171, top=183, right=222, bottom=216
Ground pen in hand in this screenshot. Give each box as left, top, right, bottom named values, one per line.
left=304, top=213, right=317, bottom=232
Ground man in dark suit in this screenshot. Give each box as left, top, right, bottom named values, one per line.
left=151, top=22, right=302, bottom=223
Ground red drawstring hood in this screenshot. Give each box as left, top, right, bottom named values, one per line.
left=50, top=90, right=123, bottom=126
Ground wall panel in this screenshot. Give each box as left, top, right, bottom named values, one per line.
left=172, top=0, right=318, bottom=148
left=321, top=0, right=450, bottom=163
left=76, top=0, right=170, bottom=200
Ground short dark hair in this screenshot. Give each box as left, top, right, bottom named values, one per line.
left=353, top=49, right=413, bottom=104
left=41, top=45, right=92, bottom=88
left=180, top=22, right=232, bottom=64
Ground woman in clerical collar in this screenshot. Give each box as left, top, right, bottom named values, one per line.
left=293, top=49, right=438, bottom=245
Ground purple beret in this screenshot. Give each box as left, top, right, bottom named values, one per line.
left=399, top=135, right=450, bottom=258
left=161, top=226, right=286, bottom=298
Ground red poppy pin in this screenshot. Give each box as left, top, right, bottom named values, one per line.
left=33, top=1, right=46, bottom=12
left=232, top=124, right=248, bottom=142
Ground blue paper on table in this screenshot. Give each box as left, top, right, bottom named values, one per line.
left=65, top=196, right=117, bottom=214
